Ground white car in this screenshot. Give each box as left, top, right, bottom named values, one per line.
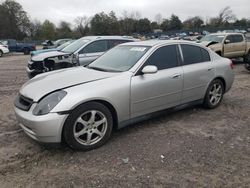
left=0, top=42, right=9, bottom=57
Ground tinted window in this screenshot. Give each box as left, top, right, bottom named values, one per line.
left=233, top=35, right=243, bottom=43
left=81, top=40, right=108, bottom=54
left=108, top=40, right=131, bottom=49
left=181, top=44, right=203, bottom=65
left=144, top=45, right=178, bottom=70
left=201, top=48, right=210, bottom=62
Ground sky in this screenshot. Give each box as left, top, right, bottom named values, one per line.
left=4, top=0, right=250, bottom=25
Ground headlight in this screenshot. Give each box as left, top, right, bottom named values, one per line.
left=33, top=90, right=67, bottom=116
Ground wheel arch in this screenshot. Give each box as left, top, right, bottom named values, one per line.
left=211, top=77, right=226, bottom=91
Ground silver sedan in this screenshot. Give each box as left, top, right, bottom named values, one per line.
left=14, top=40, right=234, bottom=150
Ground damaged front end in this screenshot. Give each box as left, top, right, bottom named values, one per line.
left=27, top=53, right=79, bottom=79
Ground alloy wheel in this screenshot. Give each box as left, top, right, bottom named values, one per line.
left=73, top=110, right=108, bottom=146
left=209, top=83, right=223, bottom=106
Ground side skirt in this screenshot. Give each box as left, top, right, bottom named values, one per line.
left=118, top=99, right=203, bottom=129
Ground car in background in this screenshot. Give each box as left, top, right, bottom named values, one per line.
left=42, top=39, right=72, bottom=49
left=26, top=36, right=138, bottom=78
left=198, top=33, right=250, bottom=62
left=0, top=39, right=36, bottom=55
left=31, top=40, right=75, bottom=57
left=0, top=41, right=9, bottom=57
left=14, top=40, right=234, bottom=150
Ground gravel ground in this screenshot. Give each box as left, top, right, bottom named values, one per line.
left=0, top=54, right=250, bottom=188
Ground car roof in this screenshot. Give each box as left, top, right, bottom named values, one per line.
left=210, top=33, right=242, bottom=36
left=120, top=40, right=201, bottom=47
left=80, top=36, right=136, bottom=41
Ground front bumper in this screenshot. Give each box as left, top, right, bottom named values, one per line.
left=14, top=104, right=68, bottom=143
left=2, top=47, right=9, bottom=54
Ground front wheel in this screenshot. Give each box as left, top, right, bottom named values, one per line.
left=0, top=50, right=3, bottom=57
left=203, top=79, right=224, bottom=109
left=63, top=102, right=113, bottom=151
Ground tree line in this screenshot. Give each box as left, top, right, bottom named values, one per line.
left=0, top=0, right=250, bottom=41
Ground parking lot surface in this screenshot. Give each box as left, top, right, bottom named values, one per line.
left=0, top=54, right=250, bottom=187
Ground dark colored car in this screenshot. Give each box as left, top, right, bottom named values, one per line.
left=1, top=39, right=36, bottom=55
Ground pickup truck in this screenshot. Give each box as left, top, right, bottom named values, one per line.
left=0, top=39, right=36, bottom=55
left=199, top=33, right=250, bottom=62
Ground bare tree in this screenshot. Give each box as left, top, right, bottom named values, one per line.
left=74, top=16, right=90, bottom=36
left=154, top=13, right=163, bottom=24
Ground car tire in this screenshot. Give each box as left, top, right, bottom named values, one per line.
left=23, top=48, right=30, bottom=55
left=0, top=50, right=3, bottom=57
left=63, top=102, right=113, bottom=151
left=203, top=79, right=224, bottom=109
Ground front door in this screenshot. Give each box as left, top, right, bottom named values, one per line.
left=130, top=45, right=183, bottom=118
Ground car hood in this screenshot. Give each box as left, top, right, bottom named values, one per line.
left=31, top=50, right=70, bottom=61
left=20, top=67, right=119, bottom=101
left=31, top=49, right=57, bottom=56
left=199, top=41, right=219, bottom=47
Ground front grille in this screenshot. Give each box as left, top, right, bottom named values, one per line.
left=14, top=94, right=33, bottom=111
left=28, top=61, right=44, bottom=70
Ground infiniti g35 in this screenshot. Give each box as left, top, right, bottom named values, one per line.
left=14, top=40, right=234, bottom=150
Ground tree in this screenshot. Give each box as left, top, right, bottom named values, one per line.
left=90, top=11, right=120, bottom=35
left=154, top=13, right=163, bottom=24
left=161, top=19, right=170, bottom=31
left=209, top=6, right=236, bottom=27
left=39, top=20, right=56, bottom=40
left=135, top=18, right=152, bottom=34
left=74, top=16, right=90, bottom=36
left=57, top=21, right=72, bottom=38
left=0, top=0, right=30, bottom=39
left=151, top=21, right=160, bottom=30
left=169, top=14, right=182, bottom=30
left=183, top=16, right=204, bottom=29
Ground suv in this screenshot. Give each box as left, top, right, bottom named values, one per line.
left=27, top=36, right=138, bottom=78
left=199, top=33, right=250, bottom=62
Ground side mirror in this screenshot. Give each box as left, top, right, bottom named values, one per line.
left=141, top=65, right=158, bottom=74
left=224, top=39, right=230, bottom=44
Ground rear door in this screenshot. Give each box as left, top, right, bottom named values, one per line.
left=130, top=45, right=183, bottom=118
left=78, top=40, right=108, bottom=65
left=180, top=44, right=215, bottom=104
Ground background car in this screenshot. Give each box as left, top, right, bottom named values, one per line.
left=31, top=40, right=75, bottom=57
left=0, top=39, right=35, bottom=55
left=26, top=36, right=138, bottom=78
left=14, top=40, right=234, bottom=151
left=0, top=41, right=9, bottom=57
left=42, top=39, right=72, bottom=49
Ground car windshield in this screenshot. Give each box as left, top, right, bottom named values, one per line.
left=200, top=35, right=225, bottom=43
left=57, top=40, right=74, bottom=51
left=62, top=38, right=90, bottom=53
left=88, top=45, right=150, bottom=72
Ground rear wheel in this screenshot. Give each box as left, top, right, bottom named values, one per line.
left=244, top=53, right=250, bottom=71
left=63, top=102, right=113, bottom=151
left=203, top=79, right=224, bottom=109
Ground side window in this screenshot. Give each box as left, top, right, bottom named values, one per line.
left=144, top=45, right=179, bottom=70
left=80, top=40, right=108, bottom=54
left=108, top=40, right=131, bottom=49
left=225, top=35, right=235, bottom=43
left=201, top=48, right=210, bottom=62
left=233, top=35, right=243, bottom=43
left=181, top=44, right=203, bottom=65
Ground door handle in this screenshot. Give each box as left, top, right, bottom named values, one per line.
left=172, top=74, right=181, bottom=79
left=207, top=68, right=215, bottom=71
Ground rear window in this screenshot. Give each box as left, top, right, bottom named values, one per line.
left=181, top=44, right=210, bottom=65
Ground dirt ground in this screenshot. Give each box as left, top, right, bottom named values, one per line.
left=0, top=54, right=250, bottom=188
